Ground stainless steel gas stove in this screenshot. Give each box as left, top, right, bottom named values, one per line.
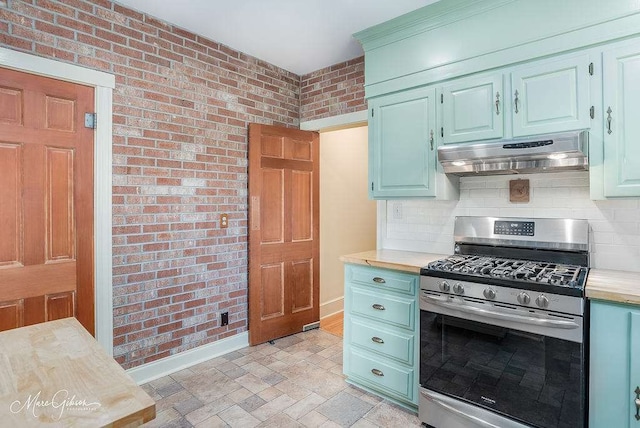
left=419, top=217, right=589, bottom=428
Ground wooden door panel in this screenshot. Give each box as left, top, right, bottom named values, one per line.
left=261, top=135, right=284, bottom=158
left=260, top=263, right=285, bottom=320
left=0, top=86, right=23, bottom=124
left=46, top=147, right=75, bottom=261
left=261, top=168, right=284, bottom=243
left=46, top=292, right=75, bottom=321
left=0, top=143, right=22, bottom=266
left=249, top=124, right=319, bottom=345
left=291, top=171, right=312, bottom=242
left=45, top=96, right=75, bottom=132
left=0, top=301, right=23, bottom=331
left=0, top=67, right=94, bottom=334
left=291, top=259, right=313, bottom=313
left=289, top=139, right=312, bottom=161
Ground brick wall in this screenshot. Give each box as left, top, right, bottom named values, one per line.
left=0, top=0, right=301, bottom=368
left=300, top=56, right=366, bottom=122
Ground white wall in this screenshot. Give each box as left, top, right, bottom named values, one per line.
left=380, top=171, right=640, bottom=272
left=320, top=126, right=376, bottom=317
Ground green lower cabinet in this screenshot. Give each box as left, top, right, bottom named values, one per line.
left=589, top=300, right=640, bottom=427
left=343, top=264, right=419, bottom=410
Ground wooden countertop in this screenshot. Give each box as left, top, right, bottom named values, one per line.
left=0, top=317, right=155, bottom=427
left=586, top=268, right=640, bottom=306
left=340, top=249, right=447, bottom=273
left=341, top=249, right=640, bottom=306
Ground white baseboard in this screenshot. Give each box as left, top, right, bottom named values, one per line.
left=126, top=332, right=249, bottom=385
left=320, top=297, right=344, bottom=318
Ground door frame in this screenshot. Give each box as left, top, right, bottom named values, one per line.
left=0, top=47, right=115, bottom=354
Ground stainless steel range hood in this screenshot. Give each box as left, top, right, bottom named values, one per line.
left=437, top=130, right=589, bottom=176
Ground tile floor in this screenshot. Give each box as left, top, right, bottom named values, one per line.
left=141, top=329, right=421, bottom=427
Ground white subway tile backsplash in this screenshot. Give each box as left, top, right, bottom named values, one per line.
left=380, top=171, right=640, bottom=272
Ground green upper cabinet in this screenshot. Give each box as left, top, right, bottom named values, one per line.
left=441, top=73, right=504, bottom=144
left=511, top=54, right=592, bottom=137
left=369, top=86, right=437, bottom=199
left=590, top=300, right=640, bottom=428
left=602, top=41, right=640, bottom=197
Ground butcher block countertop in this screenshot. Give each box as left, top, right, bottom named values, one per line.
left=586, top=269, right=640, bottom=306
left=339, top=249, right=447, bottom=274
left=341, top=249, right=640, bottom=306
left=0, top=317, right=155, bottom=427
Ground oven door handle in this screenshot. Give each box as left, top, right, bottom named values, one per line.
left=421, top=295, right=579, bottom=329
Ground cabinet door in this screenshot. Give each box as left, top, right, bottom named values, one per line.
left=589, top=300, right=640, bottom=428
left=441, top=73, right=504, bottom=144
left=603, top=44, right=640, bottom=197
left=369, top=86, right=436, bottom=198
left=511, top=54, right=592, bottom=137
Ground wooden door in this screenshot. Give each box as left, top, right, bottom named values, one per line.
left=369, top=86, right=436, bottom=199
left=248, top=124, right=319, bottom=346
left=511, top=53, right=591, bottom=137
left=441, top=73, right=504, bottom=144
left=0, top=67, right=94, bottom=334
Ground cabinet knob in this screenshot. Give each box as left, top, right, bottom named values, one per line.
left=371, top=368, right=384, bottom=377
left=372, top=277, right=386, bottom=284
left=372, top=304, right=385, bottom=311
left=607, top=106, right=613, bottom=135
left=495, top=92, right=500, bottom=115
left=371, top=336, right=384, bottom=344
left=514, top=90, right=520, bottom=114
left=635, top=386, right=640, bottom=420
left=429, top=129, right=434, bottom=151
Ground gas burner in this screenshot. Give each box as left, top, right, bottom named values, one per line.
left=425, top=254, right=587, bottom=291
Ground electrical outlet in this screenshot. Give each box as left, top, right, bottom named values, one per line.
left=221, top=312, right=229, bottom=326
left=220, top=213, right=228, bottom=228
left=393, top=202, right=403, bottom=220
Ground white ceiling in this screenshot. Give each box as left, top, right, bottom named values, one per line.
left=114, top=0, right=438, bottom=75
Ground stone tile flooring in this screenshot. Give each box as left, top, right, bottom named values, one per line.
left=141, top=329, right=421, bottom=427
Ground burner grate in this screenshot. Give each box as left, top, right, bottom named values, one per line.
left=427, top=254, right=586, bottom=289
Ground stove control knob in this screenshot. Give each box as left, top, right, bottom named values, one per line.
left=483, top=288, right=496, bottom=300
left=517, top=292, right=531, bottom=305
left=453, top=283, right=464, bottom=295
left=439, top=281, right=450, bottom=292
left=536, top=294, right=549, bottom=309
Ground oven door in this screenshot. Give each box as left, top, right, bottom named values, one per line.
left=419, top=290, right=585, bottom=428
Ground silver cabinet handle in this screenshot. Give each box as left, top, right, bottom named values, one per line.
left=495, top=92, right=500, bottom=115
left=372, top=277, right=385, bottom=284
left=371, top=368, right=384, bottom=377
left=607, top=106, right=613, bottom=135
left=372, top=304, right=385, bottom=311
left=371, top=336, right=384, bottom=344
left=429, top=129, right=434, bottom=151
left=514, top=90, right=519, bottom=114
left=635, top=386, right=640, bottom=420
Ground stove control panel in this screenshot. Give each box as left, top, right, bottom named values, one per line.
left=420, top=276, right=584, bottom=317
left=493, top=220, right=535, bottom=236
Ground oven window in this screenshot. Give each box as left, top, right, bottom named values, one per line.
left=420, top=311, right=584, bottom=428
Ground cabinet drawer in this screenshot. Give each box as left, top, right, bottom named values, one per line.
left=347, top=265, right=416, bottom=295
left=349, top=317, right=413, bottom=365
left=350, top=287, right=415, bottom=329
left=347, top=349, right=414, bottom=402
